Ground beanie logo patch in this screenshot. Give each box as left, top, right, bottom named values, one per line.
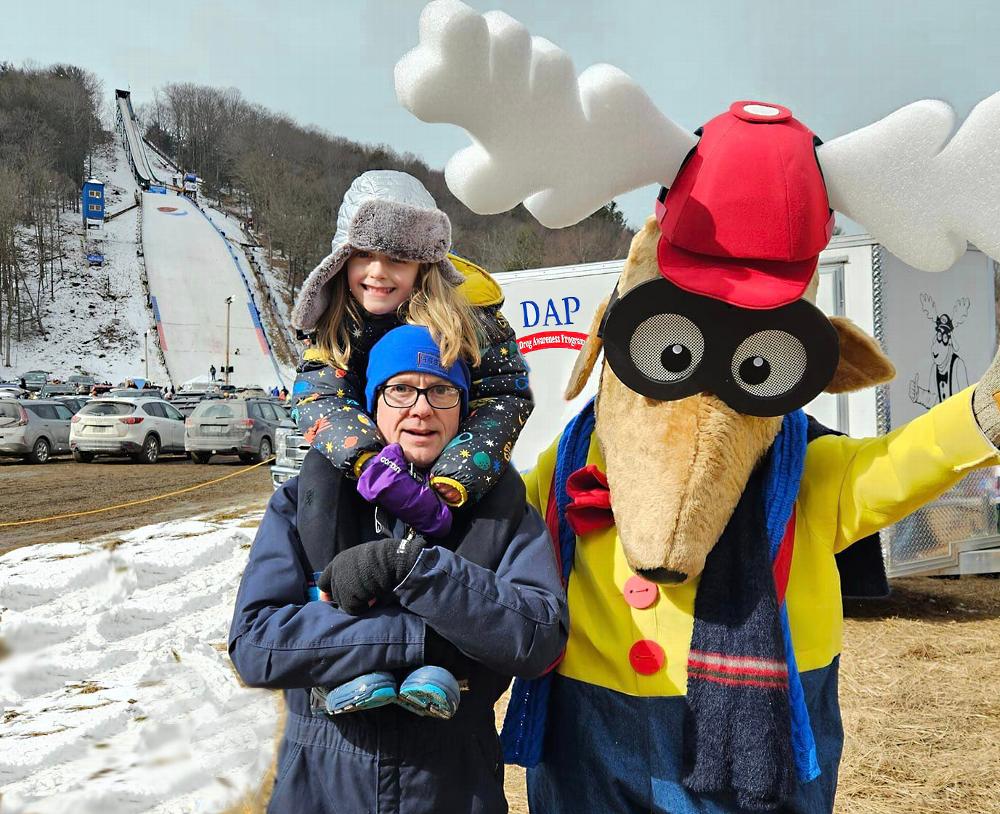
left=416, top=351, right=445, bottom=372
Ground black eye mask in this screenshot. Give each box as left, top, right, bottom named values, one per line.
left=600, top=277, right=840, bottom=417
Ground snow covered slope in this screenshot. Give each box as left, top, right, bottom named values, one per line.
left=142, top=193, right=288, bottom=389
left=0, top=140, right=169, bottom=386
left=4, top=89, right=295, bottom=389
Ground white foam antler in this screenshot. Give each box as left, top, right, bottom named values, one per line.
left=818, top=93, right=1000, bottom=270
left=394, top=0, right=697, bottom=228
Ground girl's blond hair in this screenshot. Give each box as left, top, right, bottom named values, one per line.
left=313, top=260, right=483, bottom=371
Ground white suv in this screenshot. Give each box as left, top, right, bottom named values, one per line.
left=70, top=397, right=186, bottom=464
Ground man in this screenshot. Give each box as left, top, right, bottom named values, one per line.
left=209, top=364, right=216, bottom=382
left=229, top=324, right=566, bottom=814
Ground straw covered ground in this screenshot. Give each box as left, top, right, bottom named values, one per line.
left=225, top=576, right=1000, bottom=814
left=835, top=576, right=1000, bottom=814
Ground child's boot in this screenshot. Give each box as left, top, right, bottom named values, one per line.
left=395, top=666, right=461, bottom=719
left=324, top=672, right=397, bottom=714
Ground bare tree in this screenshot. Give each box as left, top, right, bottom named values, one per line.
left=0, top=62, right=108, bottom=350
left=141, top=79, right=633, bottom=294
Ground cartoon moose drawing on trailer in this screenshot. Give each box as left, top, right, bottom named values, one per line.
left=909, top=293, right=971, bottom=408
left=393, top=2, right=1000, bottom=812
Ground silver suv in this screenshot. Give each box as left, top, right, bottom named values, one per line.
left=71, top=397, right=186, bottom=463
left=271, top=425, right=308, bottom=487
left=0, top=399, right=74, bottom=463
left=185, top=398, right=284, bottom=464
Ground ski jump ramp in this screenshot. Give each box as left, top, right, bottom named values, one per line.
left=142, top=193, right=286, bottom=389
left=115, top=90, right=162, bottom=188
left=114, top=88, right=287, bottom=388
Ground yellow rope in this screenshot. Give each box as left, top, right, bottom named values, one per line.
left=0, top=457, right=275, bottom=528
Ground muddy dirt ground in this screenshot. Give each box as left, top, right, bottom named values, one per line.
left=0, top=454, right=273, bottom=552
left=224, top=575, right=1000, bottom=814
left=4, top=457, right=998, bottom=813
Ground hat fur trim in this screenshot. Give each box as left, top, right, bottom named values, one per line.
left=349, top=198, right=450, bottom=264
left=291, top=244, right=353, bottom=331
left=291, top=201, right=465, bottom=331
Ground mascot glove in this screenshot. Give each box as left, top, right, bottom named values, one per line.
left=973, top=344, right=1000, bottom=445
left=357, top=443, right=453, bottom=537
left=319, top=536, right=428, bottom=615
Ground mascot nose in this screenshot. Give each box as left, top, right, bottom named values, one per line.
left=637, top=568, right=687, bottom=584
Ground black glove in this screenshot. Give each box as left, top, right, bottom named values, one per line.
left=318, top=536, right=427, bottom=615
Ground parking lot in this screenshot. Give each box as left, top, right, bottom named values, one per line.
left=0, top=454, right=274, bottom=551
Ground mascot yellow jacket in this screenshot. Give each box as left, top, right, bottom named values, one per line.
left=530, top=388, right=995, bottom=697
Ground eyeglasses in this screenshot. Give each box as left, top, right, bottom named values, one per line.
left=380, top=383, right=462, bottom=410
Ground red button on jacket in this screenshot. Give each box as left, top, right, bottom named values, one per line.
left=629, top=640, right=666, bottom=675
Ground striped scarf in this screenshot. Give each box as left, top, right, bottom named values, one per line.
left=501, top=400, right=818, bottom=811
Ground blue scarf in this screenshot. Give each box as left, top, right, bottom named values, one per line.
left=500, top=401, right=818, bottom=792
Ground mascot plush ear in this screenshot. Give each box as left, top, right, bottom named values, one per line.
left=565, top=296, right=608, bottom=400
left=826, top=317, right=896, bottom=393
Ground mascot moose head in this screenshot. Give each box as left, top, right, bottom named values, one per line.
left=394, top=3, right=1000, bottom=811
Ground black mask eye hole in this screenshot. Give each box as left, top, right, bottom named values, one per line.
left=732, top=330, right=807, bottom=397
left=630, top=313, right=705, bottom=382
left=739, top=355, right=771, bottom=385
left=662, top=343, right=692, bottom=372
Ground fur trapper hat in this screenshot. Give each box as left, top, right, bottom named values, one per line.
left=292, top=170, right=464, bottom=331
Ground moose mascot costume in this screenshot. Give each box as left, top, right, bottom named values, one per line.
left=394, top=3, right=1000, bottom=812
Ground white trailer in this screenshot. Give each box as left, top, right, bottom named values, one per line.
left=495, top=233, right=1000, bottom=578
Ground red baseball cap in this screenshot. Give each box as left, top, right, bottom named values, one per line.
left=656, top=101, right=834, bottom=310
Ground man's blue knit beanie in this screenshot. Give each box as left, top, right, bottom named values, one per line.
left=365, top=324, right=471, bottom=416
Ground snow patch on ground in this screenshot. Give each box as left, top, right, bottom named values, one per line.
left=0, top=514, right=279, bottom=812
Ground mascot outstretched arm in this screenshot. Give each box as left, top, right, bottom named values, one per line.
left=396, top=4, right=1000, bottom=812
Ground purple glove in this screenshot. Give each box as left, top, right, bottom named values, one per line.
left=357, top=444, right=453, bottom=537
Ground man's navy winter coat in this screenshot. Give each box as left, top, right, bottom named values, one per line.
left=229, top=470, right=567, bottom=814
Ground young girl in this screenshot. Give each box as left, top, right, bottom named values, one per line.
left=291, top=169, right=533, bottom=510
left=289, top=170, right=535, bottom=715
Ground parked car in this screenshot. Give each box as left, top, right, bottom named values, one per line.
left=0, top=398, right=74, bottom=463
left=55, top=395, right=91, bottom=414
left=39, top=383, right=77, bottom=398
left=106, top=388, right=161, bottom=399
left=185, top=398, right=284, bottom=463
left=18, top=370, right=50, bottom=392
left=235, top=386, right=268, bottom=399
left=171, top=386, right=222, bottom=417
left=70, top=397, right=186, bottom=463
left=271, top=423, right=307, bottom=488
left=0, top=384, right=28, bottom=399
left=67, top=374, right=97, bottom=393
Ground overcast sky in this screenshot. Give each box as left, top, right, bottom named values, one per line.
left=4, top=0, right=1000, bottom=229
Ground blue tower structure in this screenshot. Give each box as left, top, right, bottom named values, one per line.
left=82, top=178, right=105, bottom=229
